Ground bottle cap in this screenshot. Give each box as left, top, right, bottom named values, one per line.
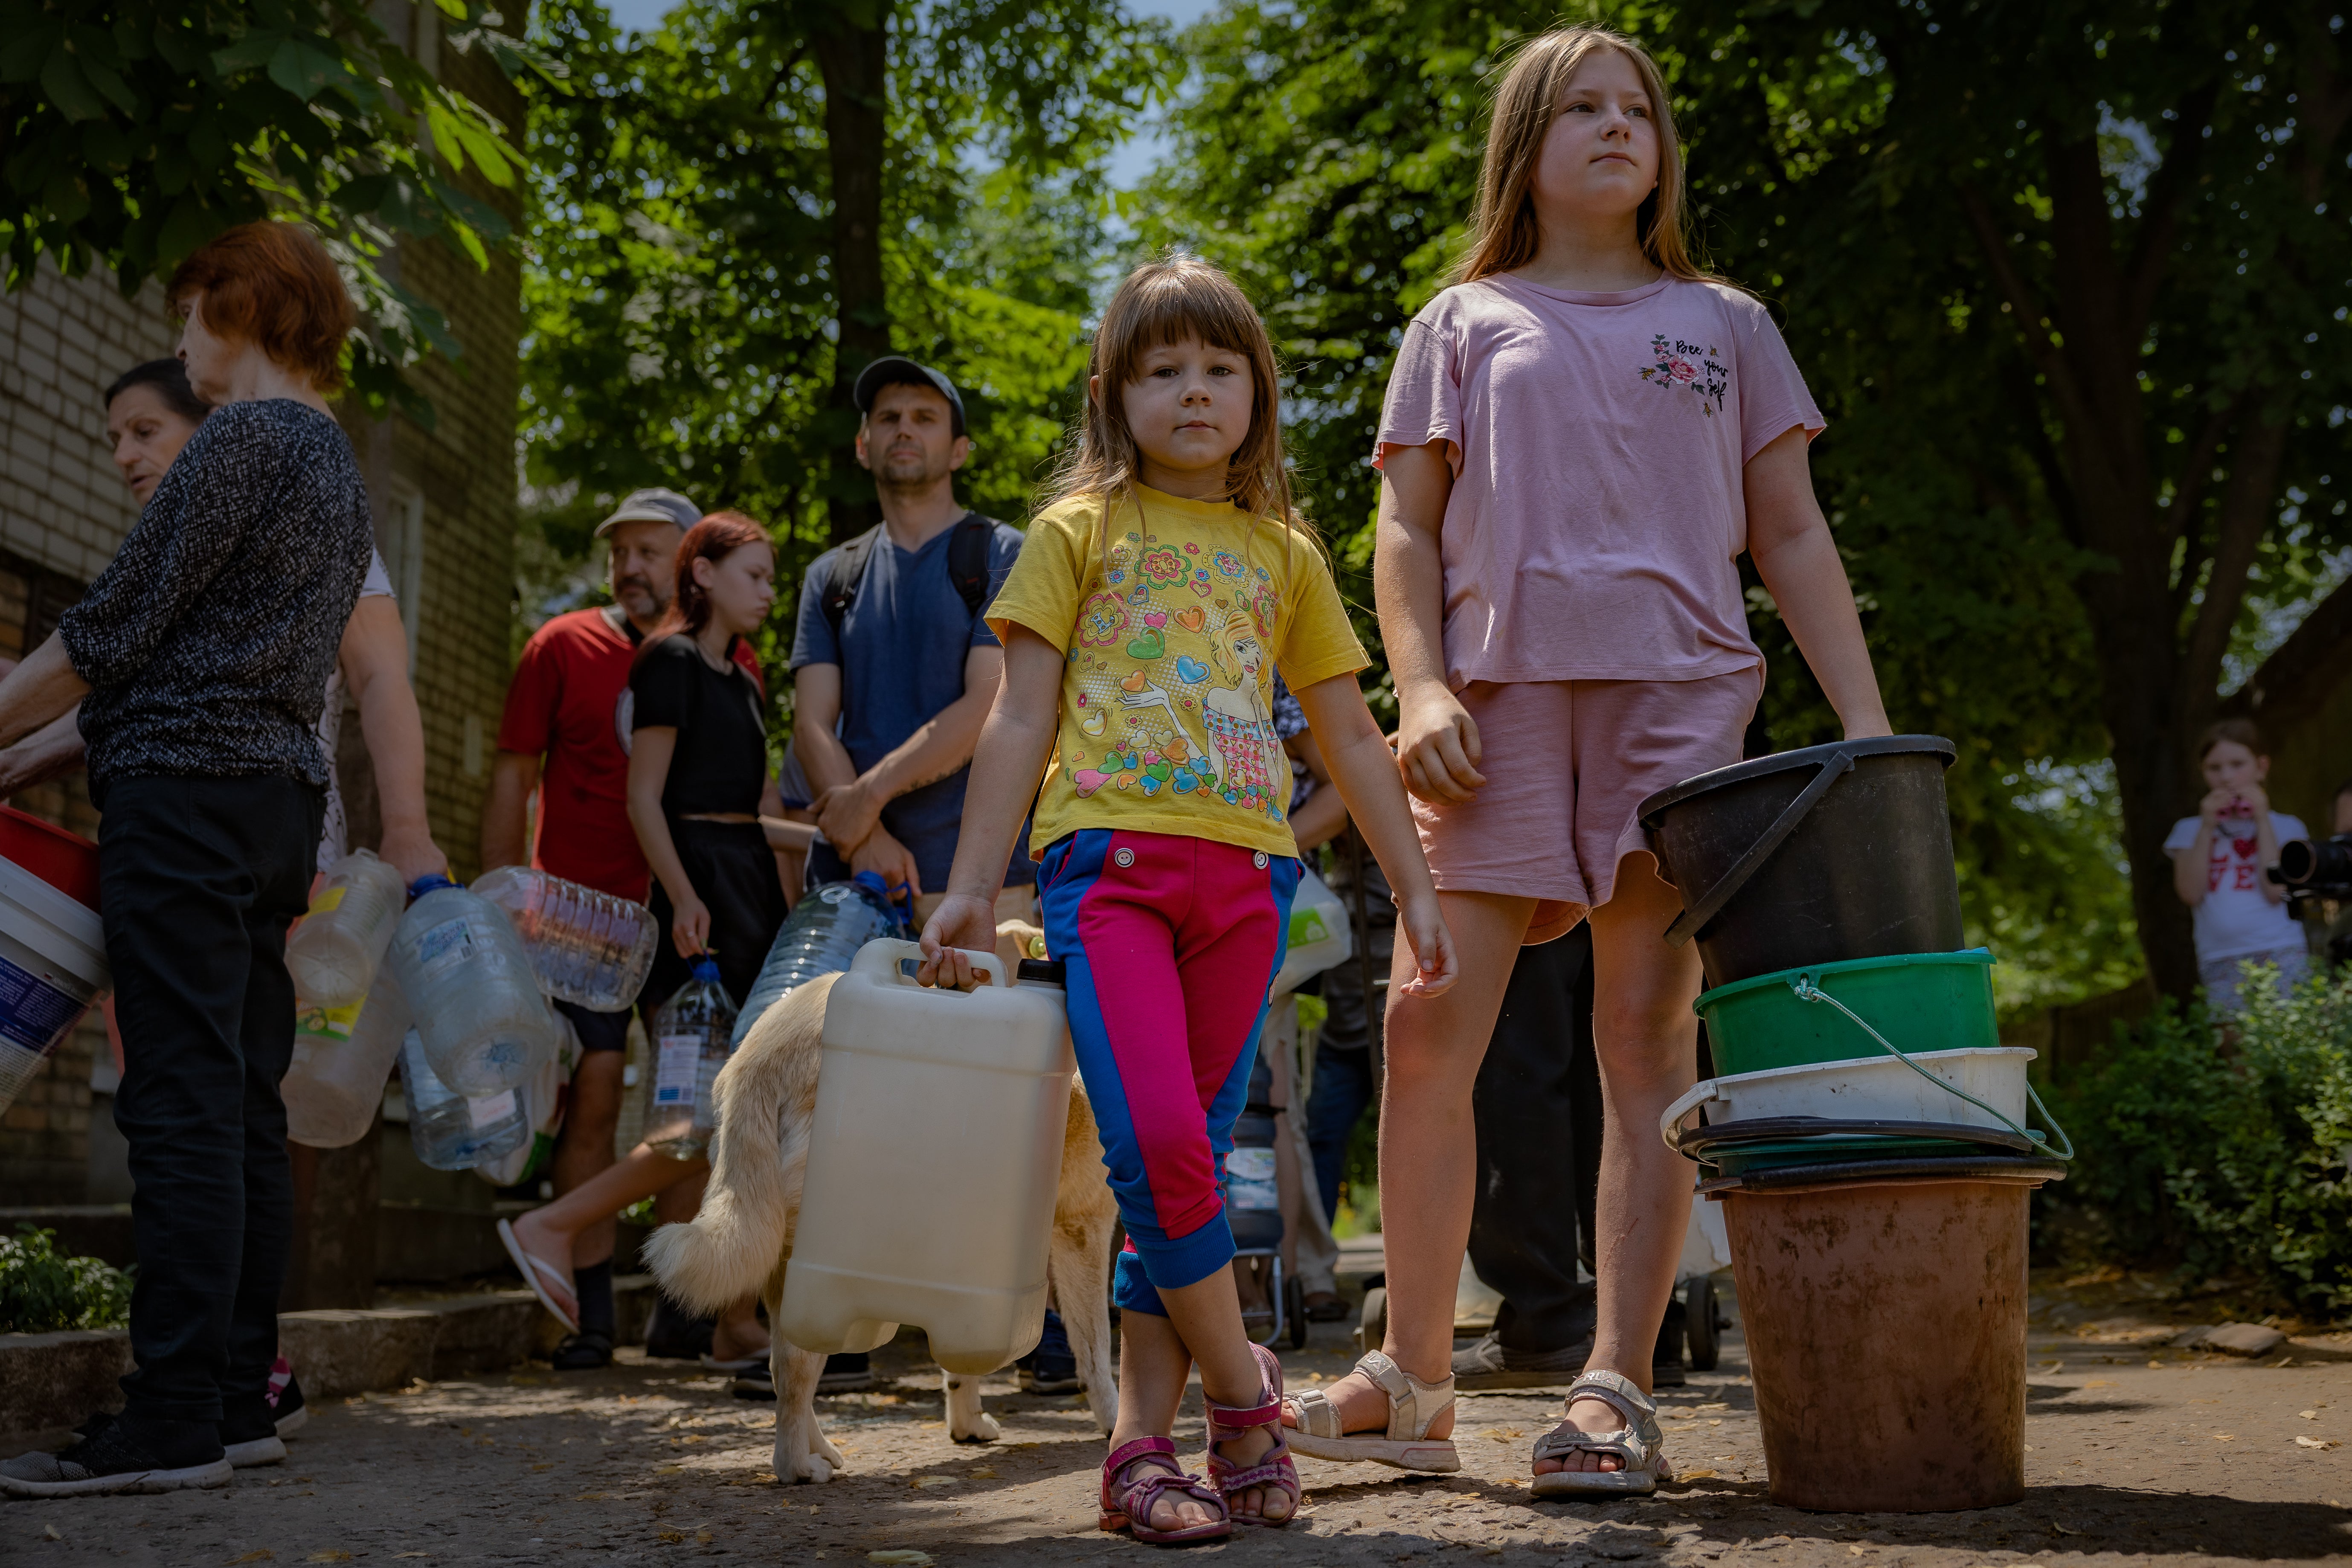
left=408, top=874, right=459, bottom=899
left=691, top=954, right=722, bottom=983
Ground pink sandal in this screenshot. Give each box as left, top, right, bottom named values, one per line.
left=1206, top=1343, right=1301, bottom=1527
left=1100, top=1435, right=1231, bottom=1544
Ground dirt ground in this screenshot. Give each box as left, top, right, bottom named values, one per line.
left=11, top=1271, right=2352, bottom=1567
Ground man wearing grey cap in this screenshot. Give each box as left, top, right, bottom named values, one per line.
left=791, top=357, right=1034, bottom=919
left=482, top=485, right=765, bottom=1369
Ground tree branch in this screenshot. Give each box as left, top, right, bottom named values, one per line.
left=2123, top=79, right=2218, bottom=341
left=1959, top=182, right=2102, bottom=459
left=2218, top=569, right=2352, bottom=735
left=2163, top=394, right=2240, bottom=558
left=2178, top=414, right=2288, bottom=729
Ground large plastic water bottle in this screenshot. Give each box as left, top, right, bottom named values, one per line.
left=474, top=1011, right=581, bottom=1187
left=388, top=875, right=559, bottom=1097
left=285, top=848, right=407, bottom=1008
left=732, top=873, right=903, bottom=1047
left=471, top=865, right=659, bottom=1011
left=644, top=955, right=738, bottom=1160
left=285, top=969, right=412, bottom=1149
left=398, top=1028, right=529, bottom=1172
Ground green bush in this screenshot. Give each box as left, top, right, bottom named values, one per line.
left=2046, top=966, right=2352, bottom=1311
left=0, top=1225, right=134, bottom=1334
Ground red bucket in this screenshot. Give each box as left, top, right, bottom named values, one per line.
left=0, top=803, right=100, bottom=910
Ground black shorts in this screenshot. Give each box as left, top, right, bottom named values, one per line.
left=555, top=997, right=633, bottom=1054
left=643, top=818, right=789, bottom=1018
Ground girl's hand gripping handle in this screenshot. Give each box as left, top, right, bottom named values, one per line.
left=918, top=894, right=1000, bottom=991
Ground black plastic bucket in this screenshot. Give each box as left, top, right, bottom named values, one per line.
left=1637, top=736, right=1962, bottom=988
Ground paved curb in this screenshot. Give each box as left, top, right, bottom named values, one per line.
left=0, top=1275, right=660, bottom=1443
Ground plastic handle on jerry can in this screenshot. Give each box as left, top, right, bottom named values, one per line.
left=1664, top=746, right=1857, bottom=949
left=850, top=936, right=1009, bottom=990
left=1658, top=1079, right=1727, bottom=1151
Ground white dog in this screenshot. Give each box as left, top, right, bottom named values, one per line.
left=642, top=926, right=1119, bottom=1483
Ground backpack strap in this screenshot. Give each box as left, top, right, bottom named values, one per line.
left=820, top=524, right=886, bottom=642
left=947, top=512, right=999, bottom=621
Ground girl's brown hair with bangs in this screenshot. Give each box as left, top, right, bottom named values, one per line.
left=1456, top=26, right=1709, bottom=286
left=1046, top=249, right=1313, bottom=576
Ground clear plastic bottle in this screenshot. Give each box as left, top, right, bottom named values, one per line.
left=285, top=848, right=407, bottom=1009
left=388, top=875, right=559, bottom=1097
left=473, top=1010, right=581, bottom=1188
left=471, top=865, right=659, bottom=1012
left=732, top=872, right=903, bottom=1047
left=398, top=1027, right=530, bottom=1172
left=644, top=955, right=738, bottom=1160
left=285, top=969, right=412, bottom=1149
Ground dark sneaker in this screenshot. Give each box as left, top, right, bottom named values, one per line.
left=219, top=1402, right=287, bottom=1470
left=1015, top=1310, right=1080, bottom=1394
left=644, top=1298, right=717, bottom=1362
left=551, top=1330, right=614, bottom=1372
left=1452, top=1330, right=1594, bottom=1391
left=267, top=1362, right=308, bottom=1439
left=1303, top=1290, right=1350, bottom=1323
left=1652, top=1298, right=1688, bottom=1389
left=731, top=1365, right=776, bottom=1402
left=0, top=1415, right=231, bottom=1498
left=818, top=1352, right=874, bottom=1394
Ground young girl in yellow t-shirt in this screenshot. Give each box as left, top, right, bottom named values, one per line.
left=918, top=253, right=1457, bottom=1543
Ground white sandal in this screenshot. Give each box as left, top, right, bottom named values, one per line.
left=1282, top=1350, right=1460, bottom=1472
left=497, top=1218, right=580, bottom=1334
left=1529, top=1370, right=1673, bottom=1497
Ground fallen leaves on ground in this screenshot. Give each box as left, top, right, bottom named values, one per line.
left=2296, top=1436, right=2340, bottom=1450
left=868, top=1553, right=932, bottom=1566
left=226, top=1551, right=271, bottom=1563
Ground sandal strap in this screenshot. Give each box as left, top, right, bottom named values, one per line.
left=1106, top=1434, right=1177, bottom=1477
left=1357, top=1350, right=1455, bottom=1441
left=1206, top=1397, right=1282, bottom=1437
left=1564, top=1368, right=1655, bottom=1426
left=1120, top=1467, right=1226, bottom=1519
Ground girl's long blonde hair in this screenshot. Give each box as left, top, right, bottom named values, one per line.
left=1455, top=26, right=1709, bottom=286
left=1045, top=249, right=1314, bottom=579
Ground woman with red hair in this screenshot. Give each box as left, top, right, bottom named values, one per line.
left=0, top=221, right=379, bottom=1498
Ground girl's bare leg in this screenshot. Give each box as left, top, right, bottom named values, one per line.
left=1110, top=1307, right=1219, bottom=1533
left=1534, top=857, right=1701, bottom=1474
left=711, top=1291, right=769, bottom=1362
left=1281, top=889, right=1533, bottom=1440
left=509, top=1144, right=706, bottom=1278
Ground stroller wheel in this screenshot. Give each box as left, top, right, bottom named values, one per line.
left=1354, top=1286, right=1386, bottom=1356
left=1687, top=1274, right=1723, bottom=1371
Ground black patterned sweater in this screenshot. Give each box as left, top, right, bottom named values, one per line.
left=58, top=399, right=374, bottom=795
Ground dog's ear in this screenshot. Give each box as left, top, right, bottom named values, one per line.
left=992, top=918, right=1047, bottom=976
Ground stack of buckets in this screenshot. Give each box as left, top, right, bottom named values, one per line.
left=1638, top=737, right=2070, bottom=1513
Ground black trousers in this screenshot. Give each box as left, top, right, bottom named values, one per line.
left=1468, top=925, right=1603, bottom=1353
left=102, top=775, right=322, bottom=1423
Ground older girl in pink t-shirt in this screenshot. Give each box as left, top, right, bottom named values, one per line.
left=1281, top=26, right=1891, bottom=1496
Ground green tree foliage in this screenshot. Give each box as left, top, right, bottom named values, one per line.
left=0, top=0, right=540, bottom=417
left=520, top=0, right=1170, bottom=655
left=2046, top=967, right=2352, bottom=1311
left=1134, top=0, right=2350, bottom=1005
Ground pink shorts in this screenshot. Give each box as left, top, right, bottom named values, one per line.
left=1412, top=671, right=1762, bottom=944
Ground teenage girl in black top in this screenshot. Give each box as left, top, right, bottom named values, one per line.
left=626, top=511, right=789, bottom=1015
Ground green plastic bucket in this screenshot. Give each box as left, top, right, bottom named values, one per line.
left=1696, top=949, right=1998, bottom=1080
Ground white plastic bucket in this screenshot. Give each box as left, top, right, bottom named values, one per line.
left=0, top=854, right=112, bottom=1115
left=1659, top=1046, right=2036, bottom=1149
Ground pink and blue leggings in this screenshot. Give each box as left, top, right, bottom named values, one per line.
left=1037, top=828, right=1297, bottom=1317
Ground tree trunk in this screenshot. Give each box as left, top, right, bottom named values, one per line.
left=815, top=14, right=889, bottom=546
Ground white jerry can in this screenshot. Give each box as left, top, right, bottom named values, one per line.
left=777, top=938, right=1075, bottom=1374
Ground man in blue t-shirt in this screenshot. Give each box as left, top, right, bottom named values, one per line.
left=790, top=357, right=1034, bottom=921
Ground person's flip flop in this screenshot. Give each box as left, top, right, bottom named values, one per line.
left=496, top=1218, right=581, bottom=1333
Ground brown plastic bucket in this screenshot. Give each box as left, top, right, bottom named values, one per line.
left=1719, top=1176, right=2032, bottom=1512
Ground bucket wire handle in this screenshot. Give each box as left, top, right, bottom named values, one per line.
left=1787, top=973, right=2074, bottom=1161
left=1665, top=748, right=1857, bottom=949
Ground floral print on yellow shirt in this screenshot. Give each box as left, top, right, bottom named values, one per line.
left=985, top=486, right=1368, bottom=863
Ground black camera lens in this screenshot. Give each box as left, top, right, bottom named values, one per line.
left=2277, top=834, right=2352, bottom=893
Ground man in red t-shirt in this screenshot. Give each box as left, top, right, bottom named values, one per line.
left=482, top=486, right=763, bottom=1368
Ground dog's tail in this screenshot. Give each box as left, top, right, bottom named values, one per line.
left=640, top=974, right=833, bottom=1313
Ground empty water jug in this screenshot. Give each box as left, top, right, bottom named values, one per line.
left=472, top=865, right=659, bottom=1011
left=645, top=955, right=737, bottom=1160
left=476, top=1011, right=581, bottom=1187
left=399, top=1028, right=529, bottom=1172
left=777, top=939, right=1073, bottom=1374
left=1271, top=865, right=1353, bottom=996
left=732, top=872, right=903, bottom=1047
left=286, top=848, right=407, bottom=1008
left=389, top=875, right=559, bottom=1097
left=285, top=969, right=412, bottom=1149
